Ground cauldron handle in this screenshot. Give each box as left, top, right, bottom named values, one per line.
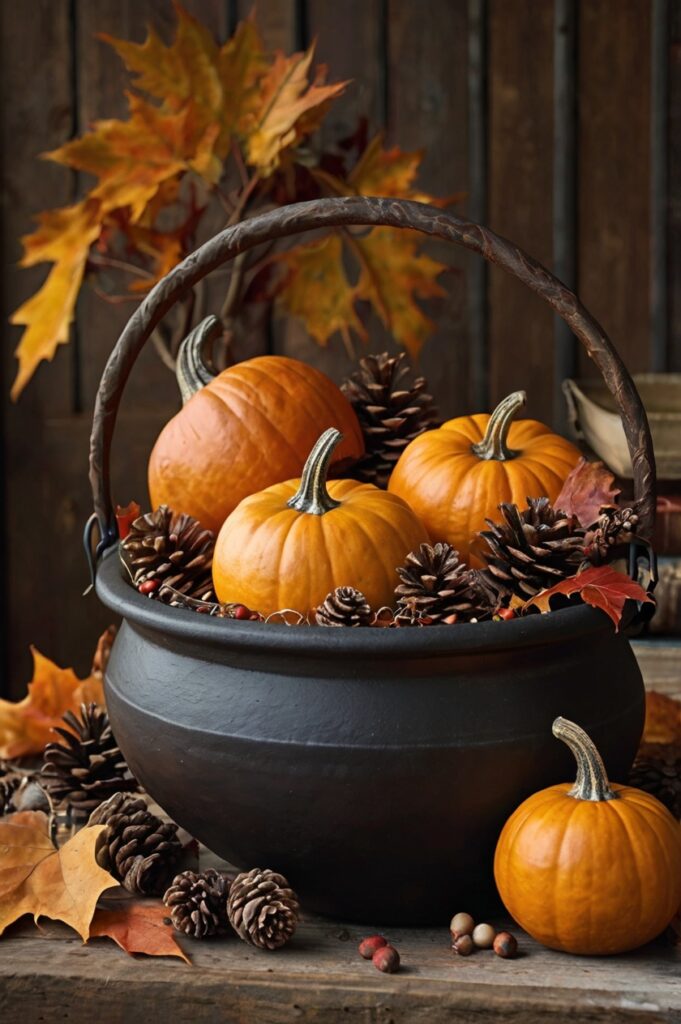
left=88, top=196, right=656, bottom=565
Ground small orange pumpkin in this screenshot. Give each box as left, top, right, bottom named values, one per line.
left=388, top=391, right=581, bottom=565
left=494, top=717, right=681, bottom=955
left=148, top=317, right=364, bottom=533
left=213, top=428, right=429, bottom=617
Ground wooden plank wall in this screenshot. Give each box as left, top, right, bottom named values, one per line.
left=0, top=0, right=677, bottom=695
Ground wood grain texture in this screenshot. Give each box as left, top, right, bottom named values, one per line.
left=488, top=0, right=555, bottom=426
left=577, top=0, right=652, bottom=378
left=0, top=0, right=78, bottom=694
left=0, top=909, right=680, bottom=1022
left=669, top=0, right=681, bottom=372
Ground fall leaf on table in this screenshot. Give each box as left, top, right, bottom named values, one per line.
left=0, top=648, right=104, bottom=760
left=555, top=457, right=621, bottom=527
left=642, top=691, right=681, bottom=746
left=90, top=899, right=191, bottom=963
left=522, top=565, right=653, bottom=631
left=4, top=810, right=51, bottom=834
left=0, top=815, right=114, bottom=940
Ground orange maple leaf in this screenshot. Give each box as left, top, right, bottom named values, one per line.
left=0, top=817, right=115, bottom=940
left=0, top=647, right=104, bottom=759
left=90, top=899, right=191, bottom=963
left=245, top=44, right=348, bottom=175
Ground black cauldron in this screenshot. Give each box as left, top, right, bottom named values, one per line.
left=88, top=196, right=656, bottom=925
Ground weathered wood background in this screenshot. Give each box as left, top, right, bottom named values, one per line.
left=1, top=0, right=679, bottom=695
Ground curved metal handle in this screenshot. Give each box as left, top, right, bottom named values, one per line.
left=89, top=195, right=656, bottom=557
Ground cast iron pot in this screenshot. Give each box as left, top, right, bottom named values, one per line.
left=88, top=196, right=656, bottom=925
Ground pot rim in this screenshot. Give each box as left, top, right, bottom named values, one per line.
left=96, top=547, right=618, bottom=658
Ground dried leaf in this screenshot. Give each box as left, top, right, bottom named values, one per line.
left=90, top=900, right=191, bottom=963
left=0, top=648, right=104, bottom=759
left=4, top=810, right=51, bottom=835
left=91, top=625, right=118, bottom=679
left=277, top=234, right=365, bottom=345
left=523, top=565, right=653, bottom=631
left=555, top=457, right=621, bottom=527
left=245, top=44, right=348, bottom=175
left=115, top=501, right=141, bottom=539
left=643, top=692, right=681, bottom=746
left=0, top=820, right=115, bottom=940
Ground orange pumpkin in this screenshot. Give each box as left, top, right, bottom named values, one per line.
left=494, top=717, right=681, bottom=955
left=148, top=319, right=364, bottom=533
left=213, top=428, right=429, bottom=617
left=388, top=391, right=581, bottom=565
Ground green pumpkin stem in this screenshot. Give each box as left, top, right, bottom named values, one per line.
left=288, top=428, right=343, bottom=516
left=552, top=717, right=618, bottom=802
left=471, top=390, right=526, bottom=461
left=175, top=315, right=221, bottom=404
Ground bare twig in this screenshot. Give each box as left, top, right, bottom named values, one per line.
left=89, top=284, right=138, bottom=305
left=151, top=328, right=177, bottom=371
left=219, top=251, right=248, bottom=321
left=88, top=252, right=154, bottom=279
left=232, top=141, right=250, bottom=190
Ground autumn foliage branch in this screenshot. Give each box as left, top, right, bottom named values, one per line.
left=9, top=2, right=460, bottom=399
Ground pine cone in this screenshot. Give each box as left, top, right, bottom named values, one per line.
left=315, top=587, right=372, bottom=627
left=396, top=542, right=498, bottom=623
left=584, top=506, right=640, bottom=563
left=88, top=792, right=182, bottom=896
left=42, top=704, right=138, bottom=820
left=120, top=506, right=216, bottom=604
left=0, top=770, right=21, bottom=815
left=479, top=498, right=586, bottom=602
left=342, top=352, right=438, bottom=488
left=629, top=744, right=681, bottom=819
left=227, top=868, right=299, bottom=950
left=163, top=869, right=231, bottom=938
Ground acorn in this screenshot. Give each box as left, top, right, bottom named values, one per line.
left=373, top=945, right=400, bottom=973
left=359, top=935, right=387, bottom=960
left=450, top=911, right=475, bottom=939
left=493, top=931, right=518, bottom=959
left=452, top=934, right=474, bottom=956
left=472, top=923, right=496, bottom=949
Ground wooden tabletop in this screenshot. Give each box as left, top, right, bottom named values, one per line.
left=1, top=908, right=679, bottom=1023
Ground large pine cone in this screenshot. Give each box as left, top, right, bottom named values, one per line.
left=341, top=352, right=438, bottom=488
left=396, top=542, right=498, bottom=623
left=315, top=587, right=372, bottom=626
left=88, top=792, right=182, bottom=896
left=163, top=869, right=231, bottom=939
left=479, top=498, right=586, bottom=602
left=629, top=744, right=681, bottom=819
left=120, top=506, right=215, bottom=604
left=227, top=868, right=299, bottom=950
left=42, top=704, right=137, bottom=820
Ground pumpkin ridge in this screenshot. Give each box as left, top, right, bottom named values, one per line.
left=598, top=796, right=646, bottom=941
left=278, top=357, right=364, bottom=452
left=334, top=501, right=400, bottom=601
left=358, top=495, right=422, bottom=591
left=210, top=371, right=313, bottom=469
left=611, top=794, right=681, bottom=927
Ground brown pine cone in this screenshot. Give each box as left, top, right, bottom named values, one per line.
left=341, top=352, right=438, bottom=488
left=629, top=744, right=681, bottom=819
left=163, top=869, right=231, bottom=939
left=42, top=704, right=138, bottom=821
left=396, top=542, right=498, bottom=623
left=315, top=587, right=372, bottom=627
left=227, top=868, right=299, bottom=950
left=88, top=792, right=182, bottom=896
left=0, top=770, right=21, bottom=815
left=479, top=498, right=586, bottom=602
left=584, top=506, right=640, bottom=563
left=120, top=505, right=216, bottom=604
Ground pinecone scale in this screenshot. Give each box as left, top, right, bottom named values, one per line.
left=396, top=542, right=498, bottom=623
left=120, top=506, right=216, bottom=604
left=342, top=352, right=438, bottom=488
left=315, top=587, right=372, bottom=626
left=163, top=869, right=231, bottom=938
left=227, top=868, right=299, bottom=950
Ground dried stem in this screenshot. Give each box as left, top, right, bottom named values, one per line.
left=88, top=253, right=154, bottom=279
left=151, top=329, right=177, bottom=372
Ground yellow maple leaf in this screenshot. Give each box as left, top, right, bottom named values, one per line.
left=10, top=200, right=102, bottom=400
left=0, top=647, right=104, bottom=759
left=0, top=816, right=115, bottom=941
left=124, top=225, right=185, bottom=293
left=277, top=234, right=366, bottom=345
left=246, top=44, right=348, bottom=176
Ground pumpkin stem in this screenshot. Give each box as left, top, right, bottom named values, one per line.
left=288, top=428, right=343, bottom=515
left=471, top=391, right=526, bottom=461
left=552, top=716, right=618, bottom=802
left=176, top=316, right=221, bottom=404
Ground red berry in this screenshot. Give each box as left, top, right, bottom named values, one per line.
left=359, top=935, right=387, bottom=959
left=233, top=604, right=252, bottom=620
left=497, top=607, right=516, bottom=621
left=493, top=931, right=518, bottom=959
left=373, top=945, right=400, bottom=973
left=138, top=579, right=159, bottom=595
